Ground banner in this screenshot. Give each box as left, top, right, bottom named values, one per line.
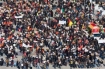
left=15, top=14, right=24, bottom=19
left=92, top=26, right=100, bottom=34
left=98, top=40, right=105, bottom=43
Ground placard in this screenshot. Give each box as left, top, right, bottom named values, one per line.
left=15, top=14, right=24, bottom=19
left=59, top=20, right=66, bottom=24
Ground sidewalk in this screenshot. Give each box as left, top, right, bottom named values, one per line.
left=0, top=65, right=105, bottom=69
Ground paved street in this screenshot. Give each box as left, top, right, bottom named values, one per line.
left=0, top=47, right=105, bottom=69
left=0, top=31, right=105, bottom=69
left=0, top=65, right=105, bottom=69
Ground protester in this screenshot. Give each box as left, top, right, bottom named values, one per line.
left=0, top=0, right=105, bottom=69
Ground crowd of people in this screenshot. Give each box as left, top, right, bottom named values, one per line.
left=0, top=0, right=105, bottom=69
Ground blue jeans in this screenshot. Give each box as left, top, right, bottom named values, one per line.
left=46, top=66, right=49, bottom=69
left=37, top=63, right=41, bottom=69
left=78, top=64, right=84, bottom=68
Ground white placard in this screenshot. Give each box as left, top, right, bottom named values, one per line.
left=22, top=43, right=32, bottom=48
left=98, top=40, right=105, bottom=43
left=15, top=14, right=24, bottom=19
left=59, top=20, right=66, bottom=24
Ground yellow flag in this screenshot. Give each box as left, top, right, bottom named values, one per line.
left=68, top=19, right=73, bottom=27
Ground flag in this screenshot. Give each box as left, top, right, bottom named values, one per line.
left=90, top=22, right=96, bottom=26
left=74, top=20, right=76, bottom=25
left=88, top=22, right=96, bottom=29
left=68, top=19, right=73, bottom=27
left=61, top=8, right=64, bottom=13
left=82, top=24, right=84, bottom=29
left=88, top=24, right=94, bottom=29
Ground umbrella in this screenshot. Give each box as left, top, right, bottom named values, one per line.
left=88, top=22, right=96, bottom=29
